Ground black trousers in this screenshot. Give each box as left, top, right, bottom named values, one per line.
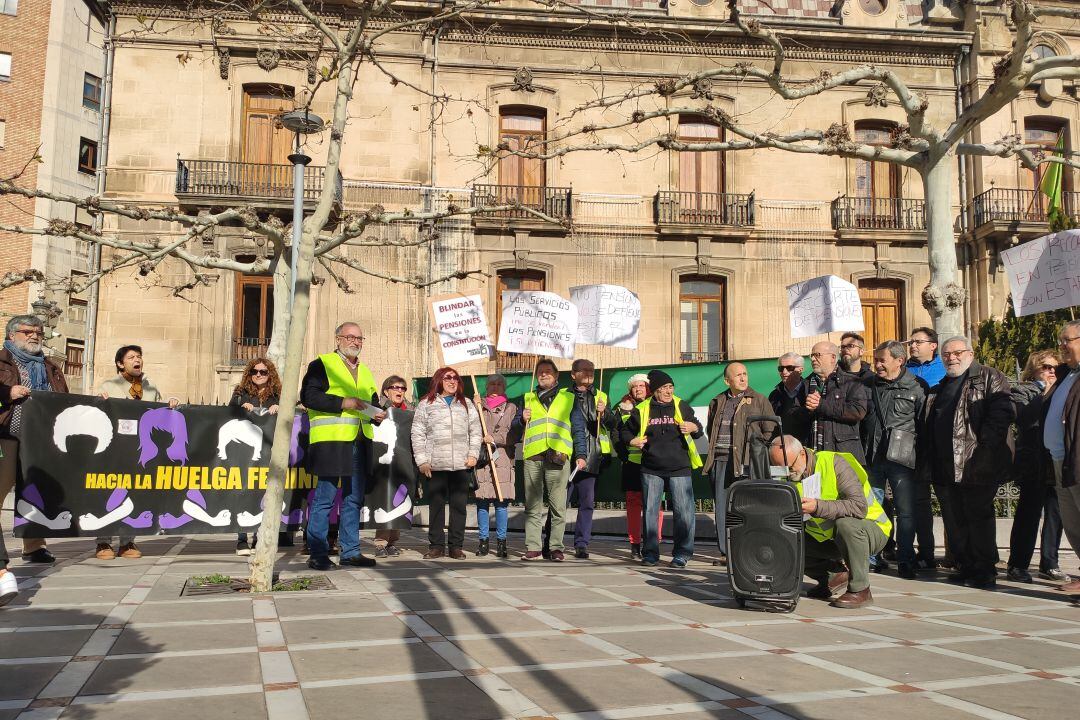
left=935, top=483, right=998, bottom=578
left=427, top=470, right=471, bottom=550
left=1008, top=475, right=1065, bottom=572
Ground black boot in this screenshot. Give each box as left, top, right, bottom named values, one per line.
left=630, top=543, right=642, bottom=560
left=496, top=539, right=508, bottom=558
left=477, top=539, right=489, bottom=557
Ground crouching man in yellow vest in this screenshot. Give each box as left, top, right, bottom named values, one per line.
left=300, top=322, right=386, bottom=571
left=768, top=435, right=892, bottom=609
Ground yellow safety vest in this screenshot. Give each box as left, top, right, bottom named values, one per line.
left=523, top=387, right=575, bottom=459
left=635, top=395, right=703, bottom=470
left=619, top=410, right=641, bottom=464
left=307, top=352, right=377, bottom=444
left=594, top=390, right=613, bottom=456
left=797, top=451, right=892, bottom=543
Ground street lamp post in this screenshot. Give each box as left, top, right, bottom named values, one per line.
left=278, top=109, right=325, bottom=312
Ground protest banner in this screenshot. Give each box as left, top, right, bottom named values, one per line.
left=1000, top=229, right=1080, bottom=317
left=14, top=393, right=417, bottom=537
left=496, top=290, right=578, bottom=359
left=569, top=284, right=641, bottom=349
left=430, top=294, right=493, bottom=365
left=786, top=274, right=864, bottom=339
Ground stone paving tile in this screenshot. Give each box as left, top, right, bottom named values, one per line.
left=629, top=711, right=743, bottom=720
left=0, top=609, right=110, bottom=629
left=280, top=616, right=416, bottom=645
left=1023, top=603, right=1080, bottom=622
left=302, top=677, right=505, bottom=720
left=272, top=594, right=385, bottom=618
left=18, top=587, right=131, bottom=606
left=366, top=577, right=479, bottom=593
left=60, top=692, right=268, bottom=720
left=944, top=637, right=1080, bottom=671
left=940, top=611, right=1079, bottom=633
left=18, top=572, right=143, bottom=588
left=496, top=587, right=611, bottom=606
left=129, top=598, right=255, bottom=624
left=804, top=645, right=1006, bottom=683
left=81, top=653, right=262, bottom=694
left=399, top=589, right=514, bottom=612
left=498, top=663, right=709, bottom=713
left=0, top=710, right=19, bottom=720
left=0, top=629, right=94, bottom=658
left=450, top=633, right=612, bottom=667
left=860, top=593, right=975, bottom=614
left=595, top=628, right=748, bottom=657
left=0, top=662, right=64, bottom=700
left=723, top=621, right=877, bottom=648
left=656, top=602, right=754, bottom=625
left=475, top=573, right=571, bottom=590
left=291, top=641, right=452, bottom=681
left=602, top=584, right=713, bottom=603
left=423, top=607, right=555, bottom=636
left=109, top=621, right=257, bottom=654
left=539, top=605, right=665, bottom=629
left=771, top=691, right=982, bottom=720
left=940, top=677, right=1080, bottom=719
left=667, top=653, right=868, bottom=696
left=945, top=589, right=1068, bottom=609
left=837, top=618, right=999, bottom=641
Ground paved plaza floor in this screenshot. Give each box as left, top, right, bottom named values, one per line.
left=1, top=531, right=1079, bottom=720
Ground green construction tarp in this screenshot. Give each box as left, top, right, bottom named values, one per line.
left=412, top=357, right=799, bottom=503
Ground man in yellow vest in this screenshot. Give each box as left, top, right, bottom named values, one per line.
left=619, top=369, right=703, bottom=568
left=300, top=322, right=386, bottom=571
left=768, top=435, right=892, bottom=609
left=520, top=358, right=574, bottom=561
left=564, top=358, right=617, bottom=558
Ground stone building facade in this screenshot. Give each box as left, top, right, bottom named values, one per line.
left=0, top=0, right=107, bottom=389
left=51, top=1, right=1075, bottom=399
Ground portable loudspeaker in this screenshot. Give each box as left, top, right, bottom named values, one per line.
left=726, top=480, right=804, bottom=612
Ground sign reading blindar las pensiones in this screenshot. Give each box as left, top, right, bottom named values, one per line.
left=13, top=392, right=418, bottom=538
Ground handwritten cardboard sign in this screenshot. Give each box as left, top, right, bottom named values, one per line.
left=496, top=290, right=578, bottom=359
left=569, top=284, right=641, bottom=349
left=786, top=275, right=864, bottom=339
left=1001, top=230, right=1080, bottom=317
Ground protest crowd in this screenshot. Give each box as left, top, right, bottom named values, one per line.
left=2, top=311, right=1080, bottom=613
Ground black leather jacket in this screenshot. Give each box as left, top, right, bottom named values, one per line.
left=793, top=370, right=870, bottom=465
left=862, top=368, right=927, bottom=464
left=918, top=362, right=1015, bottom=486
left=569, top=387, right=617, bottom=473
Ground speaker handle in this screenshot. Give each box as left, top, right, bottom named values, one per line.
left=746, top=415, right=787, bottom=467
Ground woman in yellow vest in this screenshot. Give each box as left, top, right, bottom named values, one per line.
left=411, top=367, right=482, bottom=559
left=619, top=369, right=703, bottom=568
left=768, top=435, right=892, bottom=609
left=520, top=358, right=574, bottom=561
left=616, top=374, right=663, bottom=559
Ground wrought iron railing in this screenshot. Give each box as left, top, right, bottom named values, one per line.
left=176, top=159, right=342, bottom=204
left=679, top=351, right=726, bottom=364
left=232, top=337, right=270, bottom=364
left=971, top=187, right=1079, bottom=226
left=654, top=191, right=755, bottom=227
left=496, top=352, right=538, bottom=373
left=830, top=196, right=926, bottom=230
left=473, top=184, right=572, bottom=220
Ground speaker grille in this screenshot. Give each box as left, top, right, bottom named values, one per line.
left=726, top=481, right=803, bottom=599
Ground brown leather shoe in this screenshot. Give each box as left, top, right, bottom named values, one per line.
left=831, top=587, right=873, bottom=609
left=828, top=571, right=849, bottom=595
left=423, top=546, right=445, bottom=559
left=1060, top=579, right=1080, bottom=595
left=118, top=543, right=142, bottom=559
left=448, top=548, right=465, bottom=559
left=95, top=543, right=116, bottom=560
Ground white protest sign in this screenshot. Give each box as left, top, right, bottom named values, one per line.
left=1000, top=230, right=1080, bottom=317
left=569, top=284, right=641, bottom=349
left=496, top=290, right=578, bottom=359
left=430, top=295, right=493, bottom=365
left=786, top=274, right=865, bottom=339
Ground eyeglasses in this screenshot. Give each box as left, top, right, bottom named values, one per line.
left=337, top=334, right=364, bottom=343
left=14, top=329, right=43, bottom=337
left=778, top=365, right=801, bottom=372
left=810, top=352, right=833, bottom=359
left=251, top=369, right=270, bottom=376
left=840, top=344, right=862, bottom=351
left=443, top=375, right=460, bottom=381
left=908, top=339, right=933, bottom=346
left=1060, top=336, right=1080, bottom=347
left=941, top=349, right=972, bottom=359
left=388, top=385, right=407, bottom=391
left=1041, top=364, right=1058, bottom=371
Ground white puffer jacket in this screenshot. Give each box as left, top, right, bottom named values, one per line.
left=411, top=396, right=482, bottom=471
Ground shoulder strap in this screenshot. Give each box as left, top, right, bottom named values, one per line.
left=871, top=382, right=887, bottom=428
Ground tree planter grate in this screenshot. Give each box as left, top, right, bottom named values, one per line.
left=181, top=574, right=335, bottom=597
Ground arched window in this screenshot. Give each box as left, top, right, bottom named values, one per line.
left=679, top=275, right=726, bottom=363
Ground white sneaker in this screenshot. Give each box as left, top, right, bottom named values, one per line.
left=0, top=571, right=17, bottom=607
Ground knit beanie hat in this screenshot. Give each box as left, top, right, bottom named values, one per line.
left=647, top=369, right=674, bottom=390
left=627, top=373, right=649, bottom=387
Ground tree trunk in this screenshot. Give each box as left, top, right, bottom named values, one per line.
left=920, top=153, right=966, bottom=339
left=265, top=251, right=291, bottom=369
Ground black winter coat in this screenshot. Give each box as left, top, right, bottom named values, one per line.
left=861, top=369, right=927, bottom=465
left=299, top=358, right=379, bottom=477
left=793, top=370, right=870, bottom=465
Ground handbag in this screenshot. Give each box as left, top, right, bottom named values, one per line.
left=872, top=384, right=918, bottom=469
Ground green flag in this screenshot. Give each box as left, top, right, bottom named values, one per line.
left=1040, top=133, right=1065, bottom=222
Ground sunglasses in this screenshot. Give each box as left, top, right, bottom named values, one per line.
left=251, top=369, right=270, bottom=376
left=443, top=375, right=460, bottom=381
left=1041, top=364, right=1057, bottom=371
left=388, top=385, right=407, bottom=391
left=778, top=365, right=800, bottom=372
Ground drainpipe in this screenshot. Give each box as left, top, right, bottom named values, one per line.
left=954, top=44, right=972, bottom=334
left=428, top=24, right=443, bottom=190
left=83, top=8, right=115, bottom=393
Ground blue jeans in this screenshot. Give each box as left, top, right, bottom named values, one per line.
left=476, top=499, right=509, bottom=540
left=306, top=443, right=366, bottom=561
left=868, top=460, right=933, bottom=565
left=642, top=473, right=695, bottom=563
left=711, top=461, right=735, bottom=555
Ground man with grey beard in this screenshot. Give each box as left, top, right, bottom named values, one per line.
left=0, top=315, right=69, bottom=566
left=918, top=336, right=1013, bottom=589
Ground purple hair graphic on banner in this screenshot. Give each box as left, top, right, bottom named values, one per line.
left=138, top=407, right=189, bottom=466
left=290, top=413, right=308, bottom=466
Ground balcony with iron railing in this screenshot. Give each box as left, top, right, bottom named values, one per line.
left=472, top=184, right=572, bottom=223
left=654, top=191, right=755, bottom=228
left=232, top=337, right=270, bottom=364
left=679, top=351, right=726, bottom=364
left=830, top=196, right=926, bottom=231
left=971, top=187, right=1080, bottom=228
left=175, top=158, right=343, bottom=212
